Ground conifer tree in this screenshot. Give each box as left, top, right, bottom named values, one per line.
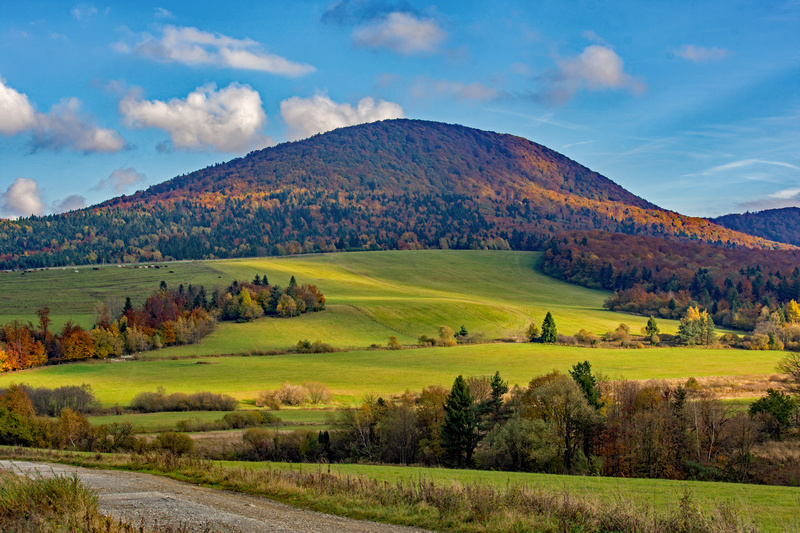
left=541, top=312, right=557, bottom=343
left=441, top=375, right=478, bottom=467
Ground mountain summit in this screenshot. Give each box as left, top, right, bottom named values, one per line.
left=0, top=119, right=784, bottom=269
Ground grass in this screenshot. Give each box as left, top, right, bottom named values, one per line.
left=86, top=409, right=334, bottom=433
left=0, top=250, right=679, bottom=345
left=0, top=343, right=784, bottom=406
left=2, top=447, right=796, bottom=532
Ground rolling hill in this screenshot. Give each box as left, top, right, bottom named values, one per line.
left=711, top=207, right=800, bottom=247
left=0, top=119, right=785, bottom=270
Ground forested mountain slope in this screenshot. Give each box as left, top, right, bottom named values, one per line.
left=0, top=119, right=787, bottom=269
left=712, top=207, right=800, bottom=247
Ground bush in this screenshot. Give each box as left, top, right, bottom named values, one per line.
left=22, top=384, right=97, bottom=416
left=295, top=339, right=336, bottom=353
left=256, top=390, right=281, bottom=410
left=278, top=383, right=309, bottom=406
left=154, top=431, right=195, bottom=455
left=129, top=388, right=237, bottom=412
left=304, top=382, right=331, bottom=404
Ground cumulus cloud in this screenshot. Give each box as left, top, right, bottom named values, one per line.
left=547, top=45, right=644, bottom=103
left=32, top=98, right=128, bottom=153
left=0, top=79, right=127, bottom=153
left=118, top=25, right=315, bottom=77
left=280, top=94, right=403, bottom=140
left=0, top=178, right=44, bottom=218
left=53, top=194, right=87, bottom=213
left=0, top=78, right=37, bottom=134
left=94, top=167, right=147, bottom=193
left=353, top=12, right=445, bottom=54
left=120, top=83, right=269, bottom=152
left=411, top=77, right=498, bottom=101
left=675, top=45, right=731, bottom=62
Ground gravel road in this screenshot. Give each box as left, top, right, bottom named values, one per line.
left=1, top=460, right=431, bottom=533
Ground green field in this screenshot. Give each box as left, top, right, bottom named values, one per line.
left=0, top=343, right=782, bottom=406
left=244, top=462, right=800, bottom=532
left=0, top=250, right=678, bottom=347
left=0, top=250, right=781, bottom=406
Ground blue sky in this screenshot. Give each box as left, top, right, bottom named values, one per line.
left=0, top=1, right=797, bottom=219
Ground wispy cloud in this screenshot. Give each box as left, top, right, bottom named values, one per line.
left=704, top=158, right=800, bottom=174
left=353, top=12, right=445, bottom=55
left=0, top=79, right=127, bottom=154
left=322, top=0, right=417, bottom=25
left=280, top=94, right=403, bottom=140
left=120, top=83, right=269, bottom=152
left=93, top=167, right=147, bottom=193
left=116, top=25, right=315, bottom=77
left=674, top=45, right=731, bottom=62
left=71, top=3, right=98, bottom=21
left=53, top=194, right=87, bottom=213
left=411, top=77, right=499, bottom=101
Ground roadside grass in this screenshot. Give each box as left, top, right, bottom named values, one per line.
left=2, top=447, right=796, bottom=532
left=0, top=343, right=783, bottom=406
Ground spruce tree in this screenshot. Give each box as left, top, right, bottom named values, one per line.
left=441, top=375, right=478, bottom=467
left=569, top=361, right=603, bottom=410
left=645, top=316, right=660, bottom=336
left=541, top=312, right=557, bottom=343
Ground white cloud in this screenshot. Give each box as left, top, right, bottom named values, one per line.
left=154, top=7, right=174, bottom=19
left=280, top=94, right=403, bottom=140
left=411, top=77, right=498, bottom=101
left=550, top=45, right=645, bottom=102
left=353, top=12, right=445, bottom=55
left=32, top=98, right=127, bottom=153
left=1, top=178, right=44, bottom=218
left=0, top=78, right=37, bottom=135
left=120, top=83, right=269, bottom=152
left=675, top=45, right=731, bottom=62
left=94, top=167, right=146, bottom=193
left=704, top=158, right=800, bottom=174
left=71, top=3, right=98, bottom=20
left=1, top=79, right=127, bottom=153
left=120, top=25, right=315, bottom=77
left=53, top=194, right=87, bottom=213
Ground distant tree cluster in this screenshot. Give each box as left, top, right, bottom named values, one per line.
left=0, top=276, right=325, bottom=373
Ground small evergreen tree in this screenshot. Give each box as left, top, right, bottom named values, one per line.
left=441, top=375, right=478, bottom=467
left=645, top=316, right=660, bottom=336
left=458, top=325, right=468, bottom=338
left=540, top=312, right=557, bottom=343
left=569, top=361, right=603, bottom=411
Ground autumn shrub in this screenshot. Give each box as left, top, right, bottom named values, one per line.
left=304, top=382, right=331, bottom=404
left=21, top=384, right=98, bottom=416
left=154, top=431, right=195, bottom=455
left=256, top=390, right=281, bottom=410
left=575, top=329, right=599, bottom=344
left=557, top=334, right=578, bottom=345
left=129, top=389, right=237, bottom=412
left=278, top=382, right=310, bottom=406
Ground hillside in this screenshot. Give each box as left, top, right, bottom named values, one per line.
left=0, top=119, right=785, bottom=270
left=712, top=207, right=800, bottom=246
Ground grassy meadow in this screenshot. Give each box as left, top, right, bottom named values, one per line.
left=0, top=250, right=785, bottom=405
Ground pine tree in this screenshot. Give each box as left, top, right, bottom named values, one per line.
left=645, top=316, right=660, bottom=336
left=569, top=361, right=603, bottom=410
left=441, top=375, right=478, bottom=467
left=541, top=312, right=557, bottom=343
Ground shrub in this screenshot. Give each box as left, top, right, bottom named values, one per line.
left=256, top=390, right=281, bottom=410
left=304, top=382, right=332, bottom=404
left=22, top=384, right=97, bottom=416
left=278, top=383, right=310, bottom=406
left=387, top=336, right=402, bottom=350
left=129, top=389, right=237, bottom=412
left=154, top=431, right=195, bottom=455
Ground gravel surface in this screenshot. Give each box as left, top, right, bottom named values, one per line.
left=1, top=460, right=431, bottom=533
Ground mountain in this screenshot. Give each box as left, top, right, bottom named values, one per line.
left=711, top=207, right=800, bottom=247
left=0, top=119, right=787, bottom=270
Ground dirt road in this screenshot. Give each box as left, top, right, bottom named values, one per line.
left=1, top=460, right=430, bottom=533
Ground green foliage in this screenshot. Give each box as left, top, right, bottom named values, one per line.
left=646, top=316, right=660, bottom=336
left=525, top=322, right=539, bottom=342
left=569, top=361, right=603, bottom=411
left=540, top=312, right=557, bottom=343
left=749, top=388, right=797, bottom=439
left=441, top=375, right=478, bottom=467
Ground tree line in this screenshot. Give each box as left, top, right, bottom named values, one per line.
left=0, top=275, right=325, bottom=372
